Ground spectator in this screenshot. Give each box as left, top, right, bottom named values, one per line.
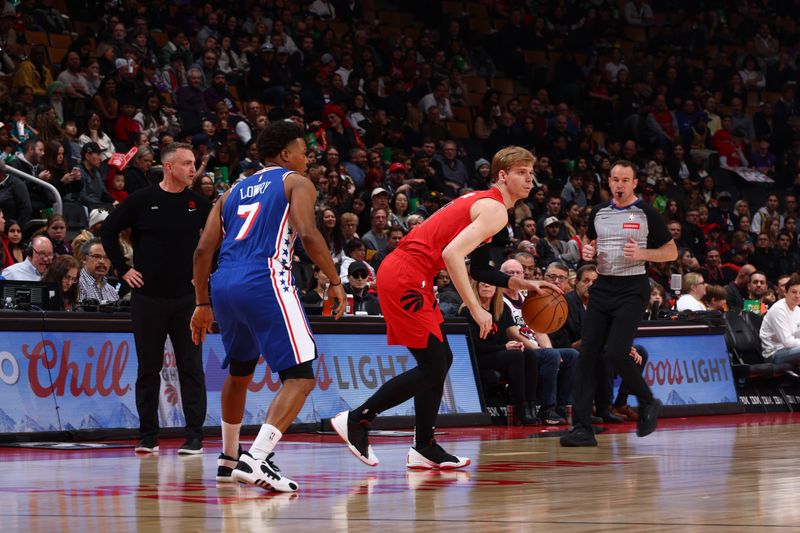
left=760, top=273, right=800, bottom=364
left=42, top=254, right=80, bottom=311
left=418, top=81, right=453, bottom=121
left=704, top=284, right=728, bottom=312
left=41, top=215, right=71, bottom=256
left=371, top=226, right=404, bottom=273
left=13, top=45, right=53, bottom=99
left=624, top=0, right=654, bottom=26
left=361, top=207, right=389, bottom=253
left=343, top=260, right=380, bottom=314
left=2, top=234, right=52, bottom=280
left=499, top=259, right=577, bottom=425
left=751, top=193, right=783, bottom=235
left=339, top=238, right=375, bottom=281
left=78, top=112, right=115, bottom=161
left=676, top=272, right=707, bottom=311
left=461, top=279, right=541, bottom=425
left=746, top=270, right=769, bottom=309
left=124, top=146, right=156, bottom=194
left=431, top=140, right=468, bottom=196
left=3, top=219, right=24, bottom=266
left=77, top=238, right=119, bottom=303
left=78, top=143, right=114, bottom=208
left=8, top=137, right=57, bottom=218
left=177, top=68, right=211, bottom=133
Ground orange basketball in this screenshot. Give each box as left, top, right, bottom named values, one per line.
left=521, top=287, right=568, bottom=334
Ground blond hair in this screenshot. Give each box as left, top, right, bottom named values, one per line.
left=491, top=146, right=535, bottom=183
left=460, top=279, right=506, bottom=322
left=682, top=272, right=704, bottom=293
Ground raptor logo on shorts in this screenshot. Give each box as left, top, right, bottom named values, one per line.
left=400, top=289, right=424, bottom=312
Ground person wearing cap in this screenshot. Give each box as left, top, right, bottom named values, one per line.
left=538, top=216, right=570, bottom=269
left=414, top=190, right=443, bottom=218
left=385, top=162, right=414, bottom=197
left=362, top=207, right=389, bottom=253
left=708, top=190, right=736, bottom=233
left=344, top=260, right=381, bottom=315
left=0, top=159, right=32, bottom=227
left=78, top=142, right=114, bottom=208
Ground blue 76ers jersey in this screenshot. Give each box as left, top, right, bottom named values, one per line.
left=218, top=166, right=296, bottom=273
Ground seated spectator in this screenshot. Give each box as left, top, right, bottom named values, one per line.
left=42, top=254, right=80, bottom=311
left=343, top=260, right=380, bottom=314
left=8, top=137, right=57, bottom=218
left=676, top=272, right=707, bottom=311
left=3, top=219, right=24, bottom=267
left=124, top=147, right=156, bottom=194
left=461, top=279, right=540, bottom=425
left=418, top=81, right=454, bottom=120
left=78, top=112, right=115, bottom=161
left=745, top=270, right=769, bottom=312
left=370, top=226, right=404, bottom=273
left=112, top=99, right=141, bottom=148
left=339, top=238, right=375, bottom=281
left=77, top=238, right=119, bottom=303
left=79, top=143, right=115, bottom=208
left=303, top=265, right=330, bottom=307
left=41, top=215, right=72, bottom=256
left=361, top=207, right=389, bottom=253
left=177, top=68, right=210, bottom=132
left=0, top=159, right=33, bottom=227
left=431, top=140, right=468, bottom=196
left=2, top=235, right=52, bottom=280
left=760, top=273, right=800, bottom=364
left=13, top=45, right=53, bottom=99
left=704, top=284, right=728, bottom=312
left=500, top=259, right=577, bottom=425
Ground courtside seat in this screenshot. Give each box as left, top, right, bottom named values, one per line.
left=724, top=311, right=794, bottom=381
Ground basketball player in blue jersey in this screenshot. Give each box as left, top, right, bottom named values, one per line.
left=191, top=121, right=346, bottom=492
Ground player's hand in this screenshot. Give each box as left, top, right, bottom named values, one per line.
left=190, top=306, right=214, bottom=345
left=122, top=268, right=144, bottom=288
left=630, top=346, right=643, bottom=365
left=328, top=283, right=347, bottom=319
left=522, top=279, right=562, bottom=295
left=582, top=239, right=596, bottom=261
left=623, top=236, right=642, bottom=260
left=470, top=305, right=494, bottom=339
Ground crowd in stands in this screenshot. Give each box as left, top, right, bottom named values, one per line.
left=2, top=0, right=800, bottom=410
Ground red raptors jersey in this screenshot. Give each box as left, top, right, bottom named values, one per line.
left=398, top=187, right=506, bottom=278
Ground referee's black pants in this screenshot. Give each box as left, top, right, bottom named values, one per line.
left=573, top=274, right=654, bottom=433
left=131, top=291, right=207, bottom=440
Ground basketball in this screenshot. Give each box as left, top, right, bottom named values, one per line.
left=521, top=287, right=568, bottom=334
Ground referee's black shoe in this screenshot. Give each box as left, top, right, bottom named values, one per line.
left=559, top=427, right=598, bottom=447
left=636, top=399, right=662, bottom=437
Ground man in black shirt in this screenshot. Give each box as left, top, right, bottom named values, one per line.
left=102, top=142, right=211, bottom=455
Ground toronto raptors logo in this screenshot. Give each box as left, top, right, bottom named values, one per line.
left=188, top=200, right=196, bottom=209
left=400, top=290, right=424, bottom=312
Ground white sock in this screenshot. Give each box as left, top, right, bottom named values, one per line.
left=221, top=420, right=241, bottom=459
left=249, top=424, right=282, bottom=461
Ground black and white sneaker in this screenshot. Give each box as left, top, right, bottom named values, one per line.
left=331, top=411, right=379, bottom=466
left=216, top=446, right=244, bottom=482
left=178, top=437, right=204, bottom=455
left=406, top=439, right=470, bottom=470
left=134, top=436, right=159, bottom=453
left=231, top=451, right=299, bottom=492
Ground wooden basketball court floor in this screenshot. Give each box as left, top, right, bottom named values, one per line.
left=2, top=413, right=799, bottom=532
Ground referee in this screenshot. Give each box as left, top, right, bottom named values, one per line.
left=102, top=143, right=211, bottom=454
left=560, top=160, right=677, bottom=447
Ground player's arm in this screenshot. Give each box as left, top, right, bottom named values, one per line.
left=442, top=199, right=508, bottom=333
left=285, top=172, right=346, bottom=319
left=190, top=191, right=228, bottom=344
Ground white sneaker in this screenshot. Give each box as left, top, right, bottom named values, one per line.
left=406, top=440, right=470, bottom=470
left=231, top=451, right=299, bottom=492
left=331, top=411, right=379, bottom=466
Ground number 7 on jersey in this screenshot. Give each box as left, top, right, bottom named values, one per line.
left=235, top=202, right=261, bottom=240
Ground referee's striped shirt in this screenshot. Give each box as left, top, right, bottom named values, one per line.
left=587, top=200, right=672, bottom=276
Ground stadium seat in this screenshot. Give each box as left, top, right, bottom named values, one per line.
left=25, top=31, right=49, bottom=46
left=48, top=33, right=72, bottom=48
left=724, top=311, right=794, bottom=381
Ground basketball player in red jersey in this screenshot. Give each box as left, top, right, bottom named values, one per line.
left=332, top=146, right=561, bottom=469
